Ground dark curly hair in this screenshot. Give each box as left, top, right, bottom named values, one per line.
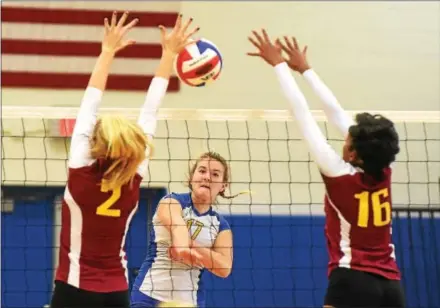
left=348, top=113, right=400, bottom=181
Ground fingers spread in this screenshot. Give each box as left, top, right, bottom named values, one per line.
left=117, top=11, right=129, bottom=29
left=302, top=45, right=308, bottom=56
left=158, top=25, right=167, bottom=38
left=246, top=52, right=261, bottom=57
left=183, top=26, right=200, bottom=42
left=173, top=14, right=183, bottom=32
left=262, top=29, right=271, bottom=43
left=104, top=18, right=110, bottom=33
left=292, top=36, right=299, bottom=50
left=121, top=18, right=139, bottom=36
left=248, top=36, right=261, bottom=50
left=110, top=11, right=117, bottom=28
left=284, top=36, right=295, bottom=52
left=252, top=30, right=264, bottom=44
left=180, top=17, right=193, bottom=35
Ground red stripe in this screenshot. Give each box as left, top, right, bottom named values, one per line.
left=2, top=39, right=162, bottom=59
left=1, top=6, right=178, bottom=27
left=1, top=72, right=180, bottom=92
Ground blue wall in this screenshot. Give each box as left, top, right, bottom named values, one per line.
left=1, top=187, right=439, bottom=308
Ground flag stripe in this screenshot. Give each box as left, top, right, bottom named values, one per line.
left=2, top=55, right=165, bottom=76
left=1, top=72, right=180, bottom=92
left=1, top=23, right=162, bottom=43
left=1, top=6, right=178, bottom=27
left=2, top=1, right=181, bottom=13
left=2, top=39, right=162, bottom=59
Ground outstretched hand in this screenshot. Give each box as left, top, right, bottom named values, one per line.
left=247, top=29, right=285, bottom=66
left=277, top=36, right=310, bottom=73
left=159, top=14, right=200, bottom=55
left=102, top=11, right=138, bottom=54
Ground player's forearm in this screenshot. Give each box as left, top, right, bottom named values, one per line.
left=302, top=69, right=354, bottom=137
left=137, top=78, right=169, bottom=136
left=155, top=50, right=175, bottom=80
left=137, top=53, right=172, bottom=137
left=170, top=225, right=191, bottom=249
left=88, top=51, right=115, bottom=91
left=191, top=243, right=232, bottom=278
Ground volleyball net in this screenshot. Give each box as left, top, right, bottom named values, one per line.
left=2, top=107, right=440, bottom=308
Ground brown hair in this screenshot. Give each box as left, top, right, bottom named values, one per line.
left=90, top=115, right=152, bottom=190
left=187, top=151, right=248, bottom=200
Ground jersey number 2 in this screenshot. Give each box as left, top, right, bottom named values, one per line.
left=355, top=188, right=391, bottom=228
left=96, top=182, right=121, bottom=217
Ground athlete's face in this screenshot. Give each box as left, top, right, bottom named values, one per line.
left=343, top=134, right=359, bottom=164
left=191, top=158, right=226, bottom=203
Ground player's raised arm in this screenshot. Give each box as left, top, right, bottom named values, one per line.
left=69, top=11, right=138, bottom=168
left=247, top=29, right=352, bottom=177
left=136, top=15, right=199, bottom=176
left=277, top=36, right=354, bottom=138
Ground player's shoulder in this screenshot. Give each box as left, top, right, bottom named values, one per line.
left=208, top=209, right=231, bottom=232
left=323, top=166, right=392, bottom=189
left=161, top=192, right=192, bottom=209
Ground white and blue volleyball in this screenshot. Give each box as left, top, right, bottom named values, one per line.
left=175, top=38, right=222, bottom=87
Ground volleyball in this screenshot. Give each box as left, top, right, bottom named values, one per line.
left=175, top=38, right=223, bottom=87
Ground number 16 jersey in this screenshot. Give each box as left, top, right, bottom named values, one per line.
left=322, top=166, right=401, bottom=280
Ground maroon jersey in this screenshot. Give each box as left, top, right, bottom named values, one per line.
left=55, top=79, right=171, bottom=292
left=55, top=162, right=141, bottom=292
left=322, top=167, right=400, bottom=280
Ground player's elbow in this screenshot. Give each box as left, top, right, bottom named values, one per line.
left=214, top=267, right=232, bottom=278
left=214, top=260, right=233, bottom=278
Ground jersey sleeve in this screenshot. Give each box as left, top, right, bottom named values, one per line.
left=274, top=62, right=355, bottom=178
left=302, top=69, right=355, bottom=138
left=218, top=215, right=231, bottom=233
left=68, top=87, right=103, bottom=168
left=136, top=77, right=169, bottom=177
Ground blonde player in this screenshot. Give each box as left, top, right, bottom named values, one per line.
left=130, top=151, right=234, bottom=308
left=50, top=12, right=198, bottom=308
left=247, top=30, right=405, bottom=308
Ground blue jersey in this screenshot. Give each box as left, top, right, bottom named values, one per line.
left=131, top=192, right=231, bottom=307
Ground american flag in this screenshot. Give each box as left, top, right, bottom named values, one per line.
left=1, top=1, right=181, bottom=92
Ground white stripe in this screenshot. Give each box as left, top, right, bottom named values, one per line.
left=326, top=193, right=352, bottom=268
left=3, top=1, right=181, bottom=13
left=120, top=203, right=139, bottom=283
left=64, top=187, right=83, bottom=288
left=2, top=55, right=168, bottom=76
left=2, top=23, right=162, bottom=44
left=389, top=226, right=396, bottom=260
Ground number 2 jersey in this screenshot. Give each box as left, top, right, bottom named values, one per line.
left=322, top=167, right=400, bottom=280
left=131, top=192, right=231, bottom=307
left=55, top=77, right=169, bottom=292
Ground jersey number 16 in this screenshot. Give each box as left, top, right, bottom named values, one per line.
left=355, top=188, right=391, bottom=228
left=96, top=181, right=122, bottom=217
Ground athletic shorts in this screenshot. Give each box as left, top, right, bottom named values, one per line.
left=324, top=267, right=405, bottom=308
left=50, top=280, right=129, bottom=308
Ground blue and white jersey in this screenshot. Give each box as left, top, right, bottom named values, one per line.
left=132, top=192, right=231, bottom=307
